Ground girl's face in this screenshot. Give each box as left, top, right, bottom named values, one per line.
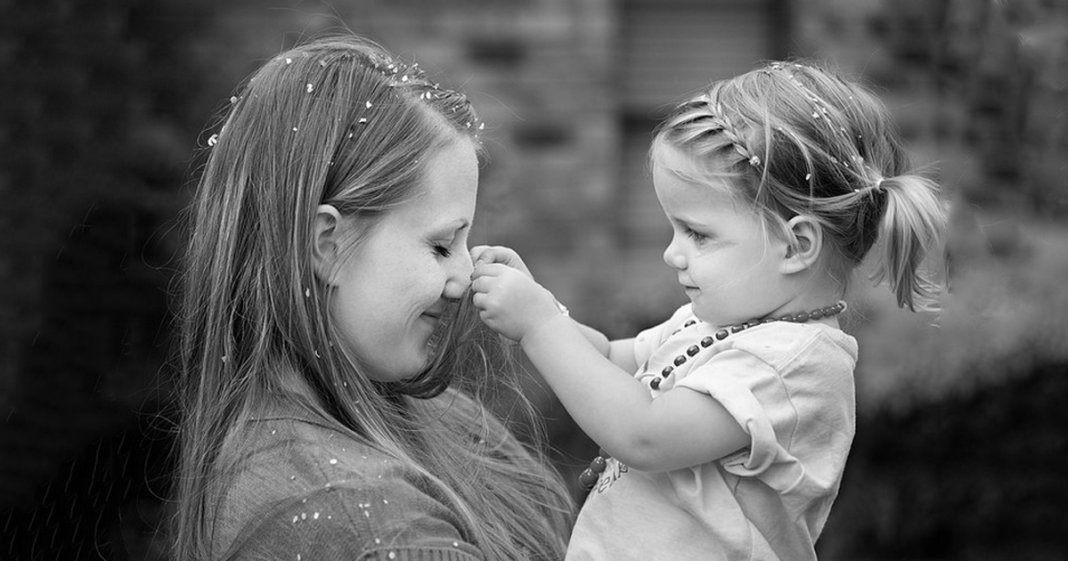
left=330, top=140, right=478, bottom=382
left=653, top=146, right=793, bottom=326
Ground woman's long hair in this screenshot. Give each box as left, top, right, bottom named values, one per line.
left=173, top=36, right=572, bottom=560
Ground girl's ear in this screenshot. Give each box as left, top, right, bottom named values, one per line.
left=780, top=215, right=823, bottom=275
left=312, top=204, right=343, bottom=285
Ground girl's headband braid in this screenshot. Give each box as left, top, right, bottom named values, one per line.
left=670, top=95, right=763, bottom=168
left=711, top=101, right=763, bottom=168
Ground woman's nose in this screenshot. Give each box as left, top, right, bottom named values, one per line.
left=443, top=250, right=473, bottom=299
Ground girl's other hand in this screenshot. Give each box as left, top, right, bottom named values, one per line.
left=470, top=245, right=533, bottom=279
left=471, top=262, right=562, bottom=342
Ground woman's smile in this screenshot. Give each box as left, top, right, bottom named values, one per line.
left=327, top=140, right=478, bottom=382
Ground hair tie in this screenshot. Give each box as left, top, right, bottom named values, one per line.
left=855, top=176, right=886, bottom=194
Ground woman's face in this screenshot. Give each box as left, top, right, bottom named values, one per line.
left=330, top=139, right=479, bottom=382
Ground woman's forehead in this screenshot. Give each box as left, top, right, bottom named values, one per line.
left=391, top=141, right=479, bottom=227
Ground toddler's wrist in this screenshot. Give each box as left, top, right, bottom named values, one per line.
left=519, top=310, right=573, bottom=349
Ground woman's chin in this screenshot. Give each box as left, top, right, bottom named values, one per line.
left=362, top=350, right=429, bottom=383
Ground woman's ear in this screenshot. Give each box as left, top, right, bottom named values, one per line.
left=780, top=215, right=823, bottom=275
left=312, top=204, right=343, bottom=284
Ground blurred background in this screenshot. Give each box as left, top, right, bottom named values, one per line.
left=2, top=0, right=1066, bottom=559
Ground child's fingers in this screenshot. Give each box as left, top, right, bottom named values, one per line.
left=471, top=245, right=521, bottom=267
left=470, top=274, right=494, bottom=295
left=470, top=265, right=487, bottom=284
left=470, top=245, right=491, bottom=265
left=471, top=246, right=535, bottom=281
left=470, top=265, right=513, bottom=295
left=470, top=262, right=510, bottom=281
left=471, top=291, right=488, bottom=310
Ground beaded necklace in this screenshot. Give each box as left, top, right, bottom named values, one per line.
left=578, top=300, right=847, bottom=489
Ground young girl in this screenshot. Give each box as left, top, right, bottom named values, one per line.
left=471, top=61, right=947, bottom=560
left=173, top=35, right=573, bottom=561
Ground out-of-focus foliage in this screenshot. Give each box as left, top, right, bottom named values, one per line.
left=0, top=2, right=216, bottom=559
left=924, top=0, right=1067, bottom=215
left=825, top=359, right=1068, bottom=559
left=811, top=0, right=1068, bottom=557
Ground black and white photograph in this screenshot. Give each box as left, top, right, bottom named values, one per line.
left=2, top=1, right=1066, bottom=559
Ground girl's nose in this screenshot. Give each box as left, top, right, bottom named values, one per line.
left=662, top=237, right=687, bottom=270
left=443, top=249, right=474, bottom=299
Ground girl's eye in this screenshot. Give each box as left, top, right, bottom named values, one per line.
left=434, top=244, right=453, bottom=258
left=684, top=227, right=707, bottom=242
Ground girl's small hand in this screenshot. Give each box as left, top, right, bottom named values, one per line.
left=470, top=245, right=533, bottom=279
left=471, top=262, right=562, bottom=342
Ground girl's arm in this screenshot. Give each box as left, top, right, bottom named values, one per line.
left=568, top=322, right=637, bottom=373
left=606, top=338, right=638, bottom=375
left=472, top=263, right=746, bottom=472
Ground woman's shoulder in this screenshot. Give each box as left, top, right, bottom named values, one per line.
left=214, top=415, right=480, bottom=558
left=421, top=389, right=536, bottom=463
left=222, top=481, right=483, bottom=560
left=225, top=413, right=444, bottom=501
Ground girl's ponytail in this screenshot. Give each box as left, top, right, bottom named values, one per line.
left=869, top=174, right=948, bottom=311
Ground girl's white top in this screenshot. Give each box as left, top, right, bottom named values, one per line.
left=566, top=304, right=858, bottom=561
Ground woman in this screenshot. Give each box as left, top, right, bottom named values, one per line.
left=173, top=35, right=573, bottom=560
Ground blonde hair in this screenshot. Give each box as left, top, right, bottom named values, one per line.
left=174, top=35, right=572, bottom=560
left=652, top=61, right=947, bottom=311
